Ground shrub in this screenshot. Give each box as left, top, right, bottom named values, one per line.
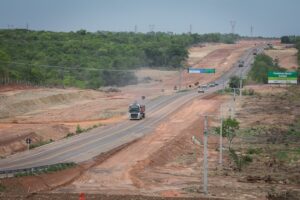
left=229, top=148, right=253, bottom=171
left=14, top=162, right=76, bottom=177
left=0, top=184, right=5, bottom=192
left=29, top=139, right=53, bottom=149
left=242, top=88, right=255, bottom=96
left=247, top=148, right=262, bottom=155
left=65, top=132, right=75, bottom=138
left=76, top=124, right=83, bottom=134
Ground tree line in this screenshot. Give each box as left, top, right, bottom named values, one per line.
left=0, top=29, right=239, bottom=88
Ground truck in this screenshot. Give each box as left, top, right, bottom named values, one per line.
left=238, top=60, right=244, bottom=67
left=253, top=48, right=257, bottom=55
left=129, top=102, right=145, bottom=120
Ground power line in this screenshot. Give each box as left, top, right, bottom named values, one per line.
left=134, top=25, right=138, bottom=33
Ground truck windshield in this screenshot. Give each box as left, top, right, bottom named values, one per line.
left=129, top=106, right=140, bottom=113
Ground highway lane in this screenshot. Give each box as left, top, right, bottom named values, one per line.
left=0, top=91, right=200, bottom=171
left=0, top=45, right=265, bottom=172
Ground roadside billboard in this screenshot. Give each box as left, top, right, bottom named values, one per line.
left=268, top=71, right=298, bottom=84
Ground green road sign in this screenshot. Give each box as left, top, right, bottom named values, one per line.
left=188, top=68, right=215, bottom=74
left=268, top=71, right=298, bottom=84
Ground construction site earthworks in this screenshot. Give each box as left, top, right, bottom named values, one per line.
left=1, top=40, right=300, bottom=200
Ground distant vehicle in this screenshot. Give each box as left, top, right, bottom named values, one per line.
left=129, top=102, right=145, bottom=120
left=238, top=60, right=244, bottom=67
left=253, top=49, right=258, bottom=55
left=267, top=43, right=273, bottom=48
left=208, top=82, right=218, bottom=87
left=198, top=84, right=208, bottom=93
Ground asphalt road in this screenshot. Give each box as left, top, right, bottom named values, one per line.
left=0, top=45, right=265, bottom=172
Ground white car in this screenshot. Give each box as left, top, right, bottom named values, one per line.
left=198, top=85, right=208, bottom=93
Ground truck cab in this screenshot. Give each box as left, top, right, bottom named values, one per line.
left=238, top=60, right=244, bottom=67
left=129, top=103, right=145, bottom=120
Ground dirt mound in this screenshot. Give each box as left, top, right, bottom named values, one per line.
left=265, top=44, right=299, bottom=70
left=0, top=131, right=40, bottom=156
left=0, top=89, right=102, bottom=118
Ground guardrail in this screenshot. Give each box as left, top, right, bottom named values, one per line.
left=0, top=162, right=75, bottom=179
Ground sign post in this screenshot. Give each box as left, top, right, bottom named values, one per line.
left=25, top=138, right=32, bottom=150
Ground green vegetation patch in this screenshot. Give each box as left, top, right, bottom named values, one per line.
left=29, top=139, right=53, bottom=149
left=288, top=118, right=300, bottom=137
left=271, top=147, right=300, bottom=163
left=14, top=162, right=76, bottom=177
left=248, top=54, right=287, bottom=84
left=229, top=148, right=253, bottom=171
left=65, top=123, right=103, bottom=138
left=247, top=147, right=263, bottom=155
left=0, top=183, right=6, bottom=192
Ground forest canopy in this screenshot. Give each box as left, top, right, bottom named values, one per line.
left=0, top=29, right=239, bottom=88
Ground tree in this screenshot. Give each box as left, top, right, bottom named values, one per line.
left=229, top=76, right=240, bottom=88
left=281, top=36, right=291, bottom=44
left=215, top=117, right=240, bottom=149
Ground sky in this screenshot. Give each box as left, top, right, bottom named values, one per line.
left=0, top=0, right=299, bottom=37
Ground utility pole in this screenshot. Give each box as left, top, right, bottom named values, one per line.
left=230, top=88, right=236, bottom=118
left=134, top=25, right=137, bottom=33
left=178, top=67, right=182, bottom=91
left=233, top=88, right=236, bottom=101
left=230, top=20, right=236, bottom=34
left=189, top=24, right=192, bottom=34
left=250, top=25, right=254, bottom=37
left=149, top=24, right=155, bottom=32
left=219, top=107, right=223, bottom=166
left=203, top=116, right=208, bottom=195
left=239, top=70, right=243, bottom=97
